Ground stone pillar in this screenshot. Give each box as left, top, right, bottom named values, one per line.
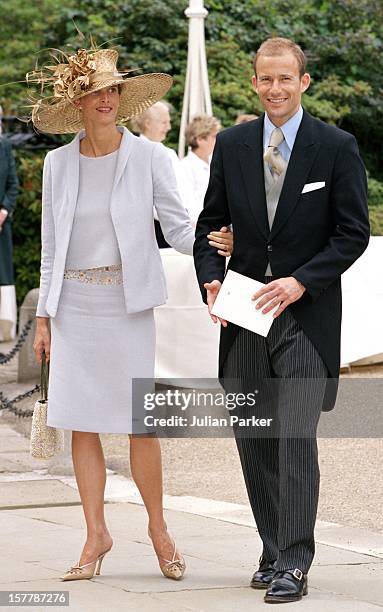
left=47, top=430, right=74, bottom=476
left=17, top=288, right=40, bottom=383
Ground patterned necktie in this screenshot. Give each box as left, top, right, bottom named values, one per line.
left=263, top=127, right=288, bottom=179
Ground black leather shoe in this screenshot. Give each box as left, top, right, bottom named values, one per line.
left=264, top=568, right=308, bottom=603
left=250, top=556, right=276, bottom=589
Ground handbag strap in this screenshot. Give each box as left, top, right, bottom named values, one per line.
left=40, top=351, right=49, bottom=401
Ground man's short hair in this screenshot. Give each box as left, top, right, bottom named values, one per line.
left=253, top=37, right=307, bottom=77
left=185, top=115, right=221, bottom=149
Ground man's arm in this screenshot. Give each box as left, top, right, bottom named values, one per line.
left=194, top=135, right=232, bottom=304
left=291, top=134, right=370, bottom=301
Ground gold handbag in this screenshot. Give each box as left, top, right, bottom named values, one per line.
left=30, top=352, right=64, bottom=459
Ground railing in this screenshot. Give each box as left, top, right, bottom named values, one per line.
left=0, top=319, right=39, bottom=417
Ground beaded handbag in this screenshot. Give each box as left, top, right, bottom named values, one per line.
left=30, top=352, right=64, bottom=459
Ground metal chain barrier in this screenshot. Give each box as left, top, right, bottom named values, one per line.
left=0, top=318, right=40, bottom=417
left=0, top=319, right=34, bottom=365
left=0, top=386, right=39, bottom=417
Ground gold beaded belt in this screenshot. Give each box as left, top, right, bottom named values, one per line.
left=63, top=264, right=123, bottom=285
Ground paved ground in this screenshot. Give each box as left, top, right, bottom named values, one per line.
left=1, top=338, right=383, bottom=535
left=0, top=421, right=383, bottom=612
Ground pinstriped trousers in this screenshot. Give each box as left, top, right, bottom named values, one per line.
left=222, top=298, right=327, bottom=573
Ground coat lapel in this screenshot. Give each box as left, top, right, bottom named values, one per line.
left=269, top=111, right=320, bottom=241
left=111, top=127, right=134, bottom=194
left=238, top=116, right=269, bottom=240
left=66, top=131, right=81, bottom=215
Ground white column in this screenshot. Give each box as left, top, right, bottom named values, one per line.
left=178, top=0, right=212, bottom=158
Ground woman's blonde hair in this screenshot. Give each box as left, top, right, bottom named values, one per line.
left=185, top=115, right=221, bottom=150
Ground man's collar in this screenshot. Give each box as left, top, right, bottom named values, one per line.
left=264, top=106, right=303, bottom=151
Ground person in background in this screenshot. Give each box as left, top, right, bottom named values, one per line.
left=0, top=104, right=19, bottom=342
left=178, top=115, right=221, bottom=226
left=130, top=101, right=179, bottom=247
left=131, top=105, right=233, bottom=256
left=130, top=101, right=179, bottom=177
left=235, top=113, right=259, bottom=124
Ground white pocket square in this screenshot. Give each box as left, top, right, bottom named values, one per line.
left=301, top=181, right=326, bottom=194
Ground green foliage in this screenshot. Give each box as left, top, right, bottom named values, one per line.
left=367, top=174, right=383, bottom=208
left=1, top=0, right=382, bottom=172
left=1, top=0, right=382, bottom=304
left=369, top=208, right=383, bottom=236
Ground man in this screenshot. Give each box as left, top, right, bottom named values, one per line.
left=194, top=37, right=369, bottom=604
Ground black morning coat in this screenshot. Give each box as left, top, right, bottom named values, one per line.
left=193, top=110, right=370, bottom=411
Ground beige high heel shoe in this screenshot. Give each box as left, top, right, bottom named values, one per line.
left=60, top=548, right=111, bottom=581
left=148, top=528, right=186, bottom=580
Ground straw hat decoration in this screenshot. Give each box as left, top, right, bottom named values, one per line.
left=28, top=45, right=173, bottom=134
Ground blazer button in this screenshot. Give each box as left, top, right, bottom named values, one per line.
left=267, top=245, right=273, bottom=252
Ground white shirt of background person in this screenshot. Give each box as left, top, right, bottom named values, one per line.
left=133, top=101, right=182, bottom=221
left=178, top=117, right=220, bottom=226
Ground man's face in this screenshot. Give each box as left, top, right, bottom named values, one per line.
left=144, top=103, right=171, bottom=142
left=252, top=52, right=310, bottom=126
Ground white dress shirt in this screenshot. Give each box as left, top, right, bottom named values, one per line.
left=263, top=105, right=303, bottom=162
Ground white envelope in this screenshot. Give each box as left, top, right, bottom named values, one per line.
left=211, top=270, right=279, bottom=337
left=301, top=181, right=325, bottom=194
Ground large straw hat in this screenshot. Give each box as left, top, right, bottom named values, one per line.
left=29, top=47, right=173, bottom=134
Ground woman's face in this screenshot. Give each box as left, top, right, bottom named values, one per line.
left=76, top=86, right=120, bottom=126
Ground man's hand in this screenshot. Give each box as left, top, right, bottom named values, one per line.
left=0, top=208, right=8, bottom=231
left=252, top=277, right=306, bottom=318
left=203, top=280, right=227, bottom=326
left=207, top=226, right=233, bottom=257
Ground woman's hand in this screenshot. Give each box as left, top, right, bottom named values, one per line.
left=33, top=317, right=51, bottom=363
left=207, top=226, right=233, bottom=257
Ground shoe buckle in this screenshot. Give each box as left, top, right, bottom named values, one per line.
left=292, top=568, right=303, bottom=581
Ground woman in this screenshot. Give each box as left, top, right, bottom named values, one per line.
left=32, top=46, right=231, bottom=582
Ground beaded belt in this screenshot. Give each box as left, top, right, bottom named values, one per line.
left=63, top=264, right=123, bottom=285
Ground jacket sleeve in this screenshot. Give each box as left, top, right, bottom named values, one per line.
left=2, top=143, right=19, bottom=214
left=36, top=153, right=55, bottom=317
left=193, top=135, right=231, bottom=304
left=291, top=134, right=370, bottom=301
left=151, top=143, right=194, bottom=255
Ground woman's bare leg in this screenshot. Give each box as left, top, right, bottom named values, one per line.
left=71, top=431, right=113, bottom=565
left=129, top=435, right=182, bottom=565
